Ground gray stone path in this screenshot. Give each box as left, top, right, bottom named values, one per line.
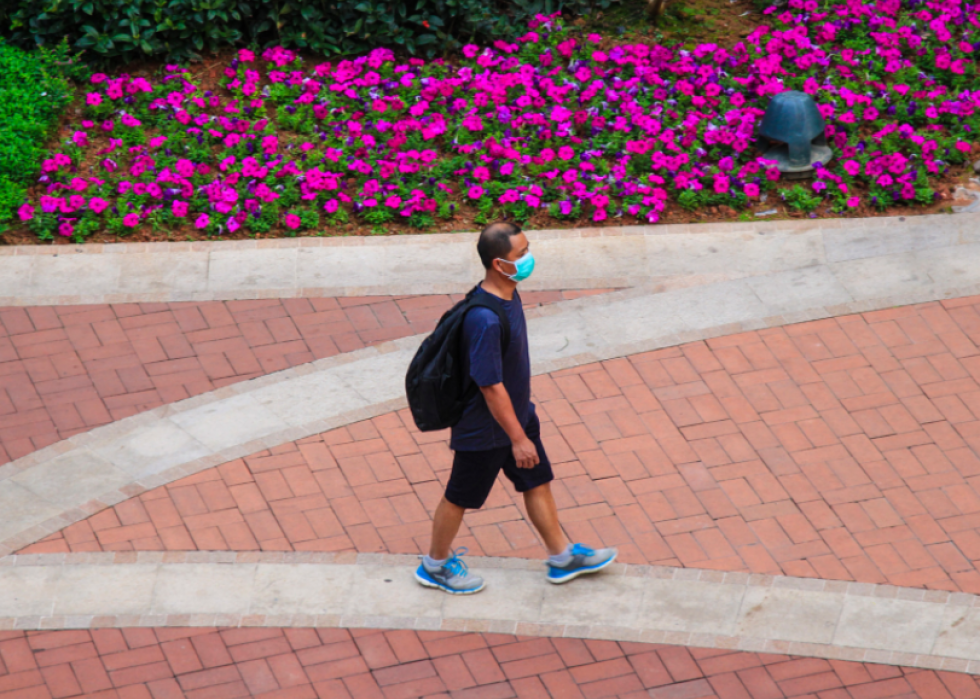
left=3, top=552, right=980, bottom=674
left=2, top=213, right=976, bottom=306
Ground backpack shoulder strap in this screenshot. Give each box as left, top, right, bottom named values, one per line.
left=465, top=293, right=512, bottom=353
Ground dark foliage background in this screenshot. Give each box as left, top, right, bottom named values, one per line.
left=1, top=0, right=616, bottom=65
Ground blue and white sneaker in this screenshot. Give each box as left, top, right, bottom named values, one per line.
left=547, top=543, right=617, bottom=584
left=415, top=547, right=486, bottom=595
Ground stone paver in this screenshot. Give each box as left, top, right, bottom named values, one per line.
left=0, top=626, right=976, bottom=699
left=0, top=291, right=608, bottom=466
left=23, top=296, right=980, bottom=595
left=8, top=552, right=980, bottom=668
left=3, top=212, right=978, bottom=308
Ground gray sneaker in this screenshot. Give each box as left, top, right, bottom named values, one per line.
left=415, top=547, right=486, bottom=594
left=547, top=543, right=617, bottom=583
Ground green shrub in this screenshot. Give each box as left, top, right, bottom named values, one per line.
left=0, top=39, right=84, bottom=228
left=2, top=0, right=615, bottom=65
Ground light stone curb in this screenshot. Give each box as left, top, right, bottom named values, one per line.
left=3, top=553, right=980, bottom=674
left=2, top=212, right=977, bottom=306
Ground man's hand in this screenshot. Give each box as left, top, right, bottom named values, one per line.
left=479, top=383, right=538, bottom=468
left=512, top=435, right=540, bottom=469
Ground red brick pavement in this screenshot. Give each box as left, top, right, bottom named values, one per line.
left=0, top=627, right=975, bottom=699
left=0, top=291, right=609, bottom=466
left=22, top=295, right=980, bottom=593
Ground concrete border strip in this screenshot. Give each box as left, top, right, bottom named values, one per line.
left=2, top=552, right=980, bottom=675
left=1, top=212, right=977, bottom=306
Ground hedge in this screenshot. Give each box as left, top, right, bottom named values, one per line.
left=1, top=0, right=616, bottom=65
left=0, top=40, right=86, bottom=230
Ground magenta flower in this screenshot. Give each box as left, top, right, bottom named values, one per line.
left=195, top=214, right=210, bottom=229
left=284, top=214, right=301, bottom=229
left=172, top=201, right=189, bottom=217
left=467, top=186, right=485, bottom=199
left=18, top=204, right=34, bottom=221
left=123, top=213, right=139, bottom=227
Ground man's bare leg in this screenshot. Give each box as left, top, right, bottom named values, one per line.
left=428, top=497, right=466, bottom=560
left=523, top=482, right=569, bottom=556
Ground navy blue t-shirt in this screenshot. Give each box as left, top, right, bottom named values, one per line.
left=449, top=285, right=535, bottom=452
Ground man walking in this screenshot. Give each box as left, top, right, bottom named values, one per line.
left=415, top=221, right=617, bottom=594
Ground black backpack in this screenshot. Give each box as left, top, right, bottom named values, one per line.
left=405, top=286, right=512, bottom=432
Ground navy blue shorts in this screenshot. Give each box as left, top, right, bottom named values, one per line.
left=444, top=413, right=554, bottom=509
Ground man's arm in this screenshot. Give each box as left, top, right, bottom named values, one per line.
left=480, top=383, right=539, bottom=469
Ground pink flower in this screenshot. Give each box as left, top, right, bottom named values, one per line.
left=18, top=204, right=34, bottom=221
left=846, top=197, right=860, bottom=208
left=172, top=201, right=189, bottom=217
left=123, top=213, right=140, bottom=227
left=89, top=198, right=109, bottom=214
left=744, top=183, right=760, bottom=197
left=195, top=214, right=210, bottom=229
left=59, top=221, right=74, bottom=237
left=90, top=73, right=107, bottom=84
left=468, top=186, right=485, bottom=199
left=284, top=214, right=301, bottom=229
left=85, top=93, right=102, bottom=106
left=227, top=217, right=240, bottom=232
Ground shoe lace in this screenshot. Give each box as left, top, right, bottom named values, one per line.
left=446, top=547, right=470, bottom=578
left=570, top=543, right=595, bottom=557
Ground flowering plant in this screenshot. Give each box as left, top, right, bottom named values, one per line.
left=15, top=1, right=980, bottom=243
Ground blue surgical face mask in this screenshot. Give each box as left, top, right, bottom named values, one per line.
left=497, top=251, right=535, bottom=282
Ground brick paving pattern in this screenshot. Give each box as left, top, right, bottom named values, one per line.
left=22, top=296, right=980, bottom=593
left=0, top=290, right=609, bottom=466
left=0, top=627, right=976, bottom=699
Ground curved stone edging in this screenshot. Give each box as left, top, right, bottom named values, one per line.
left=2, top=212, right=977, bottom=306
left=3, top=551, right=980, bottom=675
left=2, top=231, right=980, bottom=551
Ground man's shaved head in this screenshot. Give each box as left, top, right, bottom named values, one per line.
left=477, top=221, right=522, bottom=269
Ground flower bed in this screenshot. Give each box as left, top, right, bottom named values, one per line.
left=13, top=0, right=980, bottom=243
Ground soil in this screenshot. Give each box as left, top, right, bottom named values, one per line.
left=2, top=1, right=978, bottom=248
